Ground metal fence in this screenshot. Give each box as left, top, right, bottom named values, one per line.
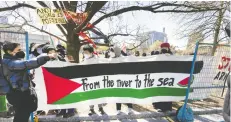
left=0, top=41, right=229, bottom=122
left=189, top=43, right=230, bottom=100
left=177, top=42, right=230, bottom=121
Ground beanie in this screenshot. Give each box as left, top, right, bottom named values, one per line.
left=42, top=45, right=55, bottom=53
left=160, top=43, right=170, bottom=48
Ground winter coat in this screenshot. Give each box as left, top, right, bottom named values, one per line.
left=2, top=54, right=50, bottom=91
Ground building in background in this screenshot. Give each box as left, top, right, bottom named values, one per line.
left=136, top=27, right=168, bottom=50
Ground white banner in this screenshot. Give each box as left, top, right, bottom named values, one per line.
left=32, top=55, right=212, bottom=110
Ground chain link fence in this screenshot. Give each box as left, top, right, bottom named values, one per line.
left=184, top=43, right=230, bottom=118
left=1, top=41, right=229, bottom=122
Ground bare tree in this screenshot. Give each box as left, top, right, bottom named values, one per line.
left=0, top=1, right=223, bottom=62
left=174, top=1, right=230, bottom=55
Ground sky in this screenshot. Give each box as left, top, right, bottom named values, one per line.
left=3, top=1, right=190, bottom=50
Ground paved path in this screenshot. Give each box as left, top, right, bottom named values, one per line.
left=0, top=103, right=225, bottom=122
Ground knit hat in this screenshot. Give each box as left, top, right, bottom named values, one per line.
left=42, top=45, right=55, bottom=53
left=160, top=43, right=170, bottom=48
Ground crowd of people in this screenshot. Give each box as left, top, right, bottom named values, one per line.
left=0, top=41, right=230, bottom=122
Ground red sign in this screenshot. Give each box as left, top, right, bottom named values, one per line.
left=218, top=56, right=231, bottom=71
left=64, top=11, right=88, bottom=25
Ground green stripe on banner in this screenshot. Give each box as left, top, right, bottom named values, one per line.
left=53, top=87, right=187, bottom=104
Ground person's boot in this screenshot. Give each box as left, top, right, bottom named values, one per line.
left=99, top=107, right=105, bottom=115
left=37, top=111, right=46, bottom=116
left=56, top=110, right=65, bottom=117
left=88, top=109, right=96, bottom=116
left=128, top=108, right=134, bottom=115
left=63, top=112, right=75, bottom=118
left=47, top=110, right=57, bottom=115
left=63, top=109, right=75, bottom=118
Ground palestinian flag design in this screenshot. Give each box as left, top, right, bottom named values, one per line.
left=41, top=60, right=204, bottom=105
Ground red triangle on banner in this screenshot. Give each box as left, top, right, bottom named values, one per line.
left=41, top=67, right=82, bottom=104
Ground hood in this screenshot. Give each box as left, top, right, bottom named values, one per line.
left=113, top=46, right=121, bottom=57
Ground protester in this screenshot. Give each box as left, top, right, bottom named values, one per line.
left=142, top=52, right=147, bottom=57
left=155, top=51, right=160, bottom=55
left=151, top=51, right=160, bottom=55
left=160, top=42, right=173, bottom=55
left=29, top=42, right=50, bottom=116
left=153, top=42, right=173, bottom=112
left=41, top=45, right=76, bottom=118
left=29, top=43, right=48, bottom=59
left=135, top=51, right=140, bottom=57
left=109, top=46, right=134, bottom=115
left=56, top=44, right=66, bottom=59
left=105, top=51, right=110, bottom=58
left=223, top=75, right=230, bottom=122
left=121, top=50, right=127, bottom=56
left=2, top=41, right=56, bottom=122
left=82, top=45, right=105, bottom=116
left=151, top=51, right=155, bottom=55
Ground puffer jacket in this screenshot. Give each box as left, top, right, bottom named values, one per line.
left=223, top=75, right=230, bottom=122
left=2, top=54, right=50, bottom=92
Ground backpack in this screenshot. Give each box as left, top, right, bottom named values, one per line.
left=176, top=104, right=194, bottom=122
left=0, top=44, right=12, bottom=95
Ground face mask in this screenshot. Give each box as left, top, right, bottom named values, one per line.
left=109, top=52, right=115, bottom=58
left=161, top=49, right=168, bottom=54
left=36, top=48, right=43, bottom=54
left=15, top=51, right=25, bottom=59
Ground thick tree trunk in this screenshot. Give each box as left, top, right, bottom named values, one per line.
left=66, top=23, right=82, bottom=63
left=211, top=1, right=224, bottom=56
left=66, top=35, right=82, bottom=63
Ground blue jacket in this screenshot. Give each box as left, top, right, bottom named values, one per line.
left=1, top=54, right=50, bottom=92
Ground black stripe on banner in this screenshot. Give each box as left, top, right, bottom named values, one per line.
left=44, top=61, right=203, bottom=79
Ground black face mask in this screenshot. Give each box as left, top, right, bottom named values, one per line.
left=15, top=51, right=25, bottom=59
left=161, top=49, right=168, bottom=54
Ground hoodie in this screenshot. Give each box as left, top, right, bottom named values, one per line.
left=113, top=46, right=121, bottom=58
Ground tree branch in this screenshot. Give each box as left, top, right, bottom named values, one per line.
left=27, top=23, right=66, bottom=42
left=57, top=25, right=67, bottom=36
left=108, top=33, right=133, bottom=38
left=0, top=3, right=36, bottom=12
left=52, top=1, right=60, bottom=9
left=70, top=1, right=78, bottom=12
left=127, top=39, right=148, bottom=50
left=91, top=3, right=222, bottom=27
left=37, top=1, right=49, bottom=7
left=74, top=1, right=107, bottom=33
left=63, top=1, right=70, bottom=10
left=85, top=1, right=93, bottom=12
left=59, top=1, right=65, bottom=9
left=81, top=41, right=109, bottom=47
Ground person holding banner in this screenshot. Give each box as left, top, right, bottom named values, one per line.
left=82, top=44, right=105, bottom=116
left=42, top=45, right=76, bottom=118
left=1, top=41, right=56, bottom=122
left=153, top=42, right=173, bottom=112
left=135, top=51, right=140, bottom=57
left=109, top=46, right=134, bottom=115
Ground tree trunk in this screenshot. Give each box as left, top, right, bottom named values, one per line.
left=211, top=1, right=224, bottom=56
left=66, top=30, right=82, bottom=63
